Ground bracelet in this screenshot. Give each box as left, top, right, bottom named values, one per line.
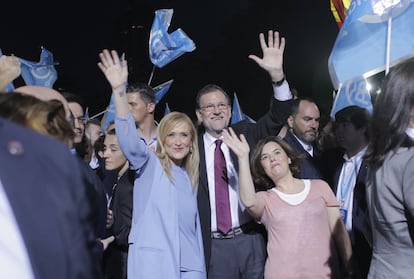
left=272, top=75, right=285, bottom=86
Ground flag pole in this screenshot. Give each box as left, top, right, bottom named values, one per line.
left=89, top=109, right=108, bottom=120
left=148, top=65, right=156, bottom=86
left=385, top=16, right=392, bottom=75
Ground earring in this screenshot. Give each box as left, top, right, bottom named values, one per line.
left=189, top=147, right=193, bottom=154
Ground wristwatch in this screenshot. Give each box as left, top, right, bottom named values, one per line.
left=272, top=75, right=285, bottom=86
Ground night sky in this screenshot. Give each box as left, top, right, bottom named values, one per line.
left=2, top=0, right=339, bottom=122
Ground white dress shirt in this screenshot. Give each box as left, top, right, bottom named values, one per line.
left=0, top=180, right=34, bottom=279
left=203, top=133, right=251, bottom=231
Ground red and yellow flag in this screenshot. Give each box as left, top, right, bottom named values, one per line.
left=330, top=0, right=351, bottom=29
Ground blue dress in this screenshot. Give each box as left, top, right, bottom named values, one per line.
left=115, top=114, right=206, bottom=279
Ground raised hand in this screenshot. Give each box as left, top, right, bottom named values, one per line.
left=248, top=30, right=285, bottom=83
left=222, top=127, right=250, bottom=160
left=98, top=50, right=128, bottom=93
left=0, top=55, right=21, bottom=92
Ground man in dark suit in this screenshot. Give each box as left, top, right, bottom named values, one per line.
left=330, top=106, right=372, bottom=278
left=196, top=30, right=293, bottom=278
left=283, top=97, right=323, bottom=179
left=0, top=117, right=101, bottom=279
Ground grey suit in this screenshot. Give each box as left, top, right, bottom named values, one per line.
left=366, top=147, right=414, bottom=278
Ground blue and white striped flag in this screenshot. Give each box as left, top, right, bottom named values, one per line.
left=19, top=47, right=58, bottom=88
left=149, top=9, right=196, bottom=68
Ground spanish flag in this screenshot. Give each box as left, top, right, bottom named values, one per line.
left=330, top=0, right=351, bottom=29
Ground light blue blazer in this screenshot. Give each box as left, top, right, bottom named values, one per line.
left=115, top=114, right=206, bottom=279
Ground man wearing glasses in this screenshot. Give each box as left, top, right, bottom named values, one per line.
left=195, top=30, right=294, bottom=279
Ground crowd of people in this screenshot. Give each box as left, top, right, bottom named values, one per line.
left=1, top=29, right=414, bottom=279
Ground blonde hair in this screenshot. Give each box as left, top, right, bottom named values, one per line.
left=156, top=112, right=199, bottom=190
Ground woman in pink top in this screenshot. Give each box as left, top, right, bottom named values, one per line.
left=223, top=129, right=352, bottom=279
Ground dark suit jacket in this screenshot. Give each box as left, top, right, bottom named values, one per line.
left=76, top=157, right=108, bottom=239
left=197, top=98, right=293, bottom=267
left=0, top=117, right=101, bottom=279
left=103, top=170, right=134, bottom=279
left=283, top=130, right=323, bottom=179
left=332, top=159, right=372, bottom=279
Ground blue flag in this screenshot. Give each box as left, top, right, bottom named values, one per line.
left=19, top=47, right=58, bottom=88
left=164, top=103, right=171, bottom=116
left=154, top=79, right=174, bottom=104
left=330, top=77, right=373, bottom=119
left=149, top=9, right=196, bottom=68
left=0, top=49, right=16, bottom=92
left=231, top=93, right=244, bottom=124
left=231, top=93, right=256, bottom=124
left=102, top=94, right=115, bottom=133
left=328, top=0, right=414, bottom=89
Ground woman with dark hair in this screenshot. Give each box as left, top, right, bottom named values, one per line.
left=364, top=57, right=414, bottom=278
left=223, top=128, right=352, bottom=278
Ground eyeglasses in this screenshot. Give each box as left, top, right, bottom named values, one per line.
left=199, top=103, right=229, bottom=112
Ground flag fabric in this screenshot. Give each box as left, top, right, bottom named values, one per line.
left=231, top=93, right=257, bottom=124
left=0, top=49, right=16, bottom=92
left=330, top=77, right=373, bottom=119
left=102, top=94, right=115, bottom=133
left=19, top=47, right=58, bottom=88
left=330, top=0, right=351, bottom=28
left=231, top=93, right=244, bottom=124
left=154, top=79, right=174, bottom=104
left=164, top=103, right=171, bottom=116
left=328, top=0, right=414, bottom=89
left=149, top=9, right=196, bottom=68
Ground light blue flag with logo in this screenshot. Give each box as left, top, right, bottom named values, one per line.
left=164, top=103, right=171, bottom=116
left=330, top=77, right=373, bottom=119
left=0, top=49, right=16, bottom=92
left=149, top=9, right=196, bottom=68
left=154, top=79, right=174, bottom=103
left=19, top=47, right=59, bottom=88
left=328, top=0, right=414, bottom=89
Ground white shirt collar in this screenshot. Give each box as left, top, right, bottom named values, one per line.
left=292, top=132, right=313, bottom=156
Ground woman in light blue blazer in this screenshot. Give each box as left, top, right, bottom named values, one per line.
left=98, top=49, right=206, bottom=279
left=365, top=57, right=414, bottom=278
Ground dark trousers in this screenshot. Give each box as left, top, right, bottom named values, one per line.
left=208, top=229, right=266, bottom=279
